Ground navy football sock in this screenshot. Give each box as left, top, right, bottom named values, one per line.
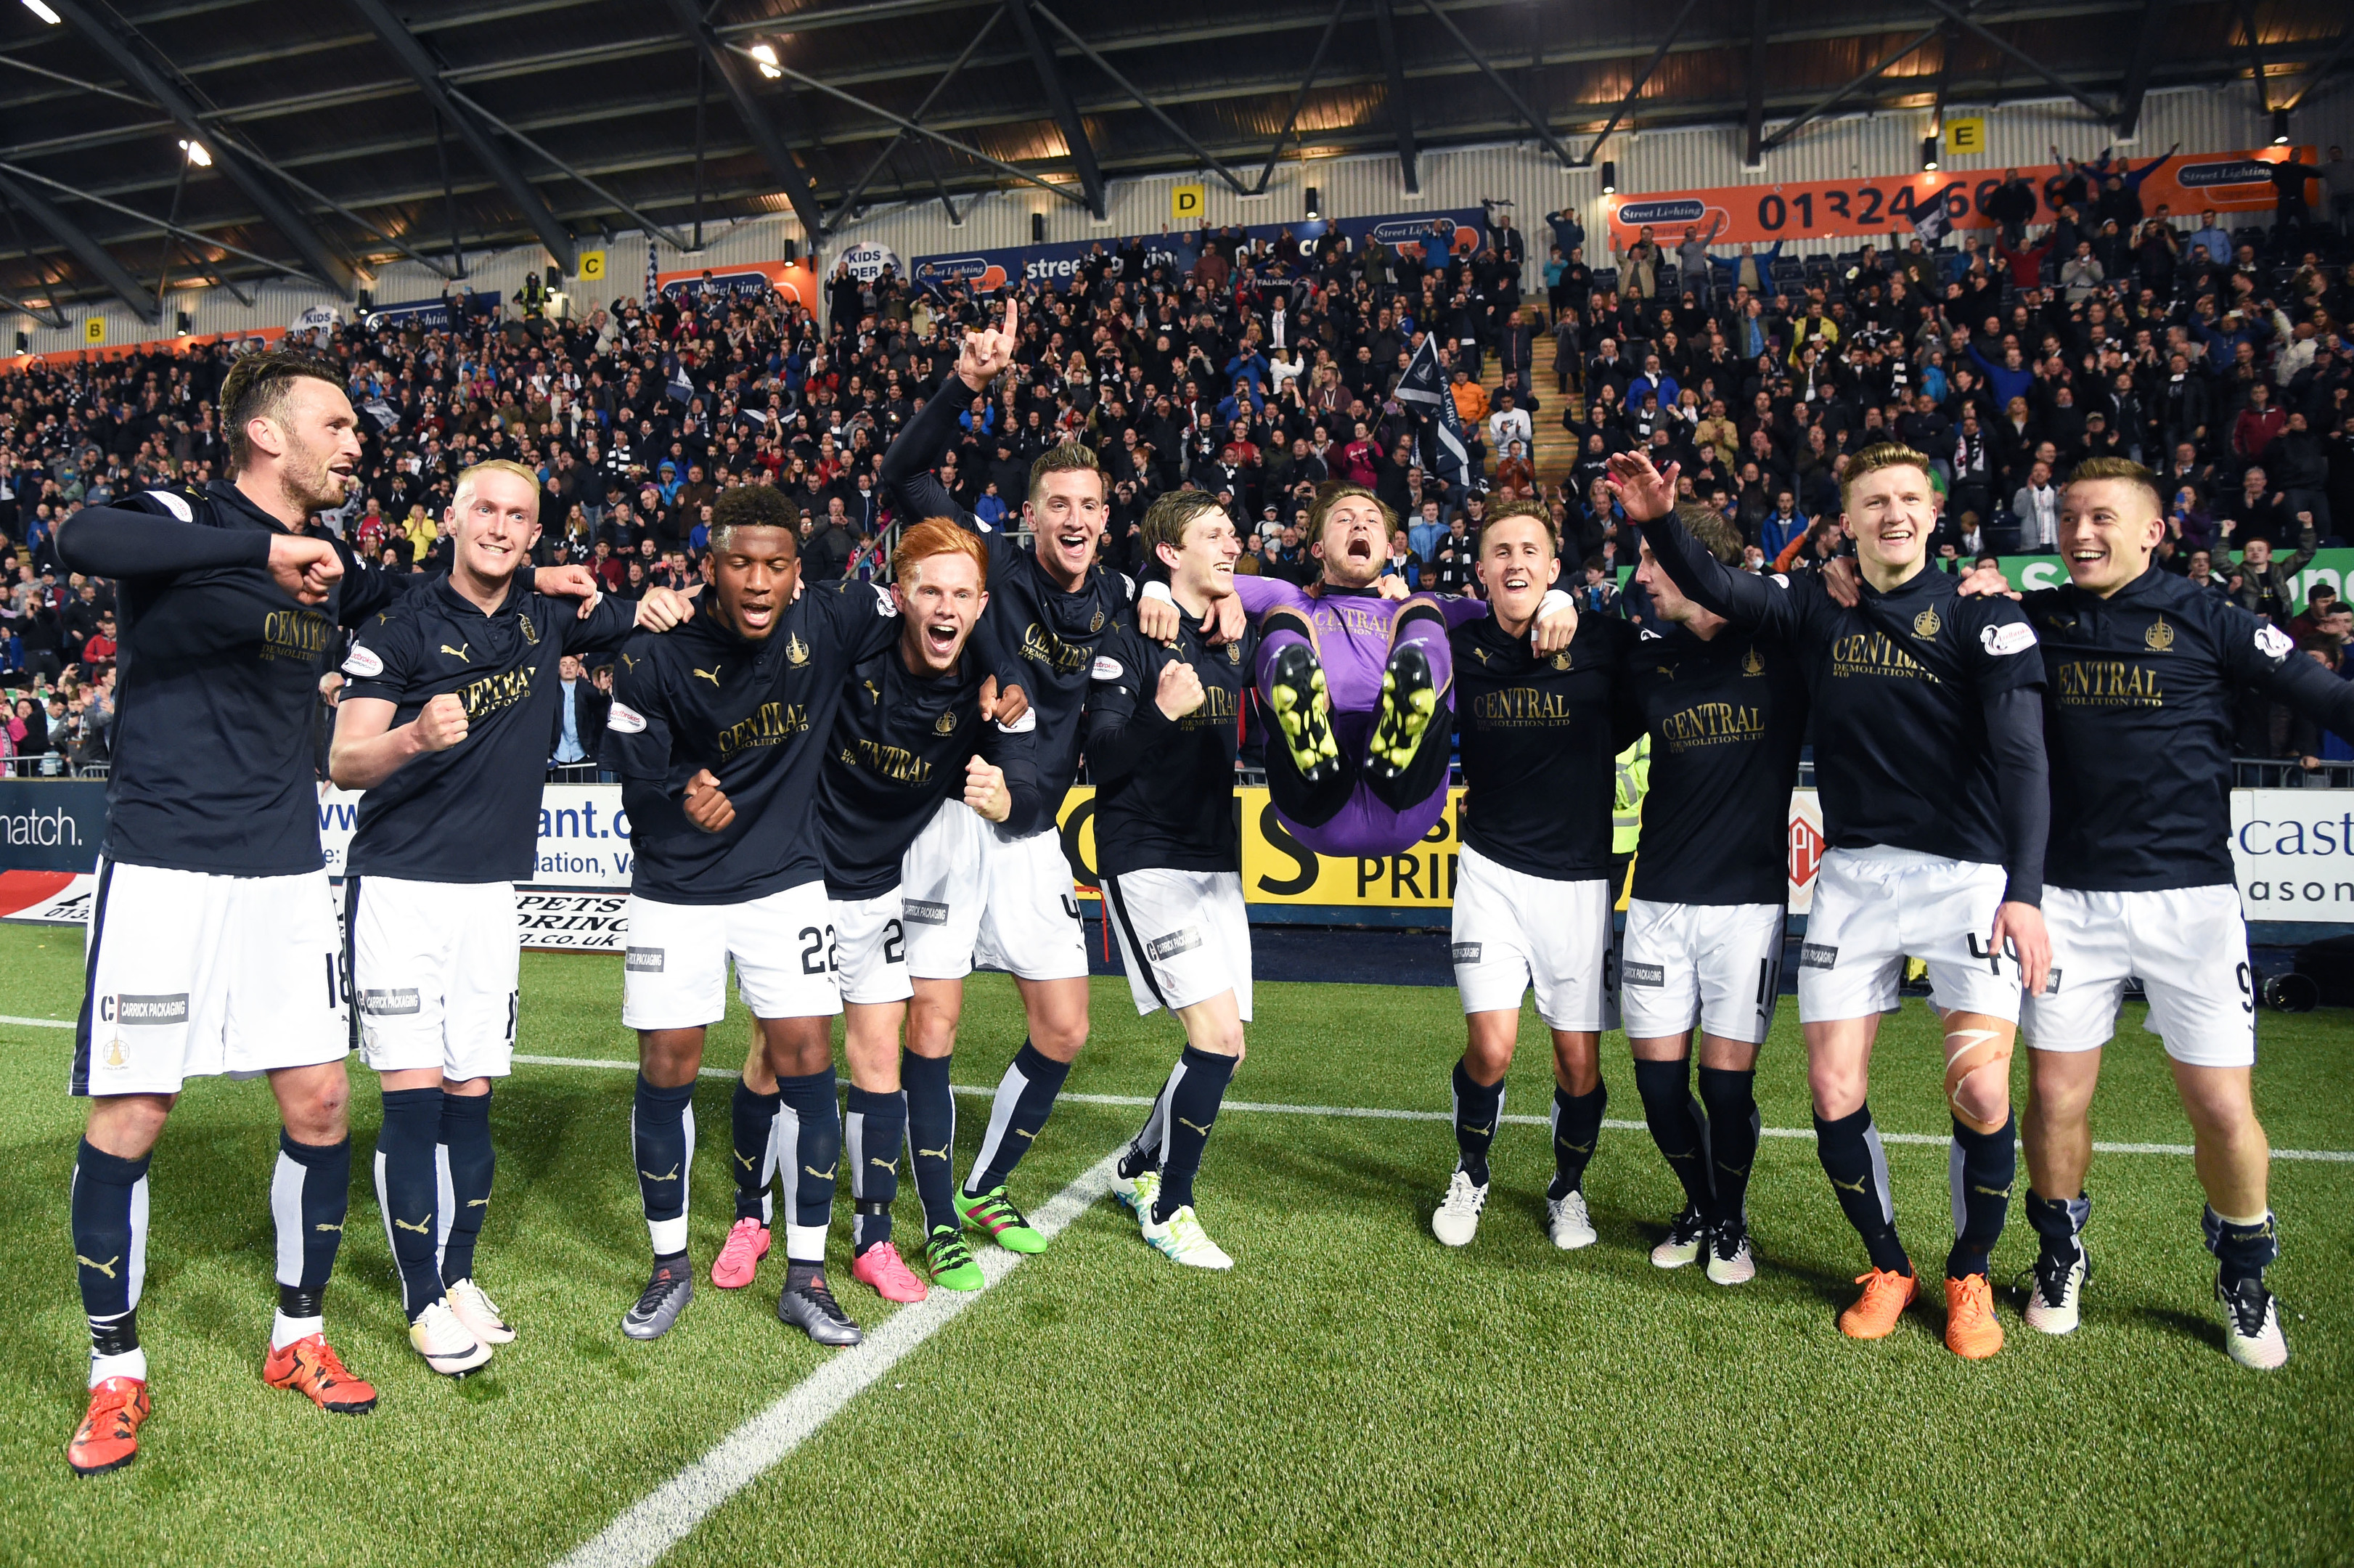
left=1632, top=1056, right=1713, bottom=1214
left=437, top=1089, right=494, bottom=1287
left=1547, top=1083, right=1606, bottom=1201
left=730, top=1078, right=782, bottom=1224
left=2204, top=1205, right=2279, bottom=1289
left=901, top=1050, right=959, bottom=1235
left=846, top=1085, right=906, bottom=1256
left=72, top=1140, right=150, bottom=1381
left=1151, top=1047, right=1237, bottom=1222
left=1946, top=1111, right=2016, bottom=1281
left=1696, top=1066, right=1760, bottom=1226
left=2024, top=1188, right=2089, bottom=1249
left=965, top=1042, right=1071, bottom=1196
left=1450, top=1058, right=1505, bottom=1186
left=632, top=1074, right=696, bottom=1259
left=775, top=1068, right=840, bottom=1266
left=371, top=1091, right=443, bottom=1320
left=1815, top=1103, right=1911, bottom=1276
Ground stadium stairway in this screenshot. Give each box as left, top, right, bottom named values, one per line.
left=1479, top=319, right=1578, bottom=497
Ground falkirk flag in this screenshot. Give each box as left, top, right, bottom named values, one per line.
left=1394, top=333, right=1468, bottom=489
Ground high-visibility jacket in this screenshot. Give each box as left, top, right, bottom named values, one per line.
left=1612, top=733, right=1650, bottom=855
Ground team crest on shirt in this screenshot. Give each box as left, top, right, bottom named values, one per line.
left=933, top=709, right=958, bottom=734
left=1090, top=608, right=1106, bottom=633
left=863, top=679, right=883, bottom=704
left=785, top=633, right=811, bottom=666
left=2144, top=616, right=2175, bottom=653
left=518, top=613, right=539, bottom=645
left=1911, top=608, right=1941, bottom=640
left=1550, top=650, right=1573, bottom=670
left=1227, top=642, right=1242, bottom=664
left=1742, top=646, right=1765, bottom=677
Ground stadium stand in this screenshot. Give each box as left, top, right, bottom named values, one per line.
left=5, top=192, right=2350, bottom=777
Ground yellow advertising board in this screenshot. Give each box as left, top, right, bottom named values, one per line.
left=1052, top=785, right=1825, bottom=916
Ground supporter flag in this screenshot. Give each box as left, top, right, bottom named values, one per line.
left=645, top=240, right=659, bottom=306
left=1913, top=204, right=1951, bottom=246
left=1394, top=334, right=1468, bottom=489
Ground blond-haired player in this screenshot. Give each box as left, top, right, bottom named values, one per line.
left=331, top=459, right=693, bottom=1375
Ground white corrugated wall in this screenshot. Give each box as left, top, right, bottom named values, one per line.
left=12, top=83, right=2349, bottom=356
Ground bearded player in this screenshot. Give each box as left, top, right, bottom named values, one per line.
left=54, top=351, right=597, bottom=1474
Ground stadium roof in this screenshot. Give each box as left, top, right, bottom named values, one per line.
left=0, top=0, right=2345, bottom=317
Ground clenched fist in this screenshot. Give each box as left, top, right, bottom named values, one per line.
left=963, top=754, right=1011, bottom=822
left=683, top=767, right=735, bottom=833
left=1155, top=656, right=1206, bottom=720
left=412, top=691, right=470, bottom=752
left=267, top=534, right=343, bottom=605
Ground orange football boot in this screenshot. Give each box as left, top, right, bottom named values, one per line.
left=1837, top=1267, right=1918, bottom=1339
left=67, top=1377, right=150, bottom=1477
left=1944, top=1273, right=2006, bottom=1360
left=263, top=1334, right=377, bottom=1413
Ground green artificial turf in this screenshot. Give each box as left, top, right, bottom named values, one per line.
left=1, top=923, right=2347, bottom=1567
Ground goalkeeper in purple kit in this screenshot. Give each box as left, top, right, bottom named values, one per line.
left=1144, top=483, right=1573, bottom=857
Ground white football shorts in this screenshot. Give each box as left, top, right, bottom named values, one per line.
left=899, top=805, right=1088, bottom=983
left=1450, top=844, right=1618, bottom=1032
left=1619, top=898, right=1786, bottom=1045
left=1102, top=867, right=1253, bottom=1020
left=621, top=879, right=842, bottom=1030
left=831, top=886, right=914, bottom=1007
left=73, top=860, right=346, bottom=1096
left=1797, top=846, right=2019, bottom=1023
left=2023, top=883, right=2257, bottom=1068
left=348, top=875, right=520, bottom=1081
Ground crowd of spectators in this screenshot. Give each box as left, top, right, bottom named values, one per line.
left=1, top=143, right=2350, bottom=772
left=1530, top=150, right=2354, bottom=764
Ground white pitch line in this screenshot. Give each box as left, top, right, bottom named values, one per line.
left=506, top=1054, right=2354, bottom=1164
left=5, top=1023, right=2350, bottom=1162
left=554, top=1151, right=1121, bottom=1568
